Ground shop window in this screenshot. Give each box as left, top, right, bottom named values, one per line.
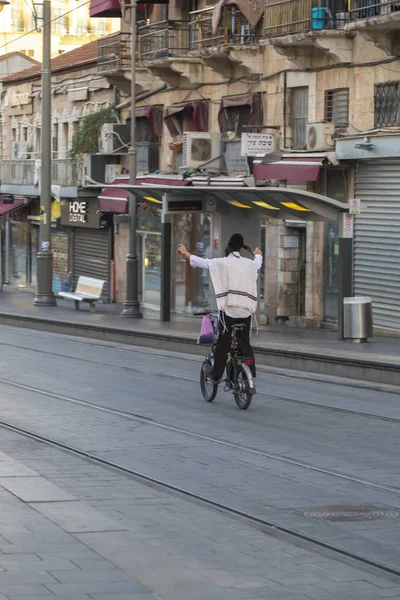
left=290, top=87, right=309, bottom=150
left=375, top=82, right=400, bottom=127
left=325, top=88, right=349, bottom=128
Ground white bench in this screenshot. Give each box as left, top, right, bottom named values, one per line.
left=58, top=276, right=105, bottom=312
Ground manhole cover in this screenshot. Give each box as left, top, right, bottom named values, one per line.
left=303, top=504, right=399, bottom=522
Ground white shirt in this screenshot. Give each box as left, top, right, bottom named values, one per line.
left=190, top=252, right=262, bottom=319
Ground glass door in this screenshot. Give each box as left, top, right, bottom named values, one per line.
left=138, top=231, right=161, bottom=310
left=323, top=168, right=348, bottom=322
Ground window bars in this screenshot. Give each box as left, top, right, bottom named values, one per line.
left=375, top=82, right=400, bottom=128
left=325, top=89, right=349, bottom=128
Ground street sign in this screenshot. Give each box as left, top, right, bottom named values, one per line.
left=241, top=133, right=276, bottom=157
left=349, top=198, right=361, bottom=215
left=343, top=213, right=354, bottom=239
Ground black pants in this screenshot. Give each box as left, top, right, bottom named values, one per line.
left=213, top=313, right=256, bottom=380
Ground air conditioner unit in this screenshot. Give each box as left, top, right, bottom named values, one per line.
left=105, top=163, right=122, bottom=183
left=306, top=123, right=335, bottom=151
left=98, top=123, right=130, bottom=155
left=80, top=154, right=120, bottom=187
left=11, top=140, right=20, bottom=159
left=182, top=132, right=221, bottom=169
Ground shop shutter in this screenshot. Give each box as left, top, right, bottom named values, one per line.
left=73, top=228, right=111, bottom=301
left=354, top=160, right=400, bottom=330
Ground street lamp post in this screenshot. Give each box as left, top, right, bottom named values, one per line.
left=34, top=0, right=56, bottom=306
left=121, top=0, right=142, bottom=317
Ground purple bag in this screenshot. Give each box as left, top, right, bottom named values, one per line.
left=197, top=314, right=215, bottom=345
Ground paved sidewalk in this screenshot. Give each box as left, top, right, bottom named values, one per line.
left=0, top=423, right=399, bottom=599
left=0, top=289, right=400, bottom=384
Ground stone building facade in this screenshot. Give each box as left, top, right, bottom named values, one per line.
left=3, top=0, right=400, bottom=328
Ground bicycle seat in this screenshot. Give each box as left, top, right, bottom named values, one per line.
left=232, top=323, right=245, bottom=332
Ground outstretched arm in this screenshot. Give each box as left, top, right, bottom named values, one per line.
left=253, top=247, right=263, bottom=271
left=178, top=244, right=210, bottom=270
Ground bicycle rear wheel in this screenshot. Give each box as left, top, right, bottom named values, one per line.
left=200, top=359, right=218, bottom=402
left=233, top=363, right=253, bottom=410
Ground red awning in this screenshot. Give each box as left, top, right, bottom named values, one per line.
left=98, top=176, right=190, bottom=212
left=90, top=0, right=168, bottom=18
left=0, top=198, right=26, bottom=216
left=253, top=157, right=324, bottom=182
left=90, top=0, right=121, bottom=18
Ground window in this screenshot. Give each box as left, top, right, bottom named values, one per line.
left=221, top=105, right=251, bottom=138
left=27, top=49, right=35, bottom=57
left=130, top=117, right=160, bottom=173
left=291, top=87, right=308, bottom=150
left=53, top=8, right=67, bottom=34
left=325, top=88, right=349, bottom=128
left=10, top=6, right=24, bottom=31
left=76, top=15, right=87, bottom=34
left=375, top=82, right=400, bottom=127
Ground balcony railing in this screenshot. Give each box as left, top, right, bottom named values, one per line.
left=265, top=0, right=350, bottom=37
left=189, top=6, right=257, bottom=50
left=2, top=159, right=79, bottom=187
left=52, top=159, right=79, bottom=186
left=98, top=32, right=132, bottom=73
left=138, top=20, right=189, bottom=62
left=349, top=0, right=400, bottom=21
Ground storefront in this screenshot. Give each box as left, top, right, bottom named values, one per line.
left=0, top=195, right=38, bottom=291
left=353, top=159, right=400, bottom=330
left=98, top=174, right=190, bottom=309
left=336, top=135, right=400, bottom=331
left=61, top=198, right=113, bottom=302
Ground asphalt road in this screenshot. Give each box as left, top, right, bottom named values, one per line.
left=0, top=324, right=399, bottom=599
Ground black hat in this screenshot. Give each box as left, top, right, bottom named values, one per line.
left=229, top=233, right=244, bottom=250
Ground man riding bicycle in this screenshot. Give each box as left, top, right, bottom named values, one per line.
left=178, top=233, right=263, bottom=391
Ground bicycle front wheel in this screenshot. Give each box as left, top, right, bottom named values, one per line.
left=200, top=359, right=218, bottom=402
left=233, top=363, right=253, bottom=410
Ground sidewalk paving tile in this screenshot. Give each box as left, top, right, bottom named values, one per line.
left=31, top=501, right=128, bottom=533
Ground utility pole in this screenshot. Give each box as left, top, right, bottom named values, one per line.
left=121, top=0, right=142, bottom=317
left=34, top=0, right=56, bottom=306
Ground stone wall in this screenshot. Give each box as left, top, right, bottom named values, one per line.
left=114, top=223, right=128, bottom=304
left=264, top=219, right=300, bottom=323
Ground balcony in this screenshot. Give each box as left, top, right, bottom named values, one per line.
left=190, top=6, right=257, bottom=49
left=98, top=32, right=131, bottom=74
left=189, top=5, right=262, bottom=78
left=138, top=20, right=203, bottom=87
left=139, top=20, right=189, bottom=61
left=1, top=159, right=79, bottom=197
left=264, top=0, right=353, bottom=66
left=346, top=0, right=400, bottom=55
left=97, top=32, right=133, bottom=94
left=349, top=0, right=400, bottom=21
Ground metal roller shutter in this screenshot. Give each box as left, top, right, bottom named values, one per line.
left=73, top=228, right=111, bottom=301
left=354, top=160, right=400, bottom=330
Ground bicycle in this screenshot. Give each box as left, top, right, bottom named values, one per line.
left=196, top=311, right=255, bottom=410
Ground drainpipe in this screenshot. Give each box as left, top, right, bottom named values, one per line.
left=283, top=71, right=287, bottom=150
left=116, top=83, right=167, bottom=111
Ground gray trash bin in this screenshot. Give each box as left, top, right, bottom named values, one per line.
left=343, top=297, right=373, bottom=343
